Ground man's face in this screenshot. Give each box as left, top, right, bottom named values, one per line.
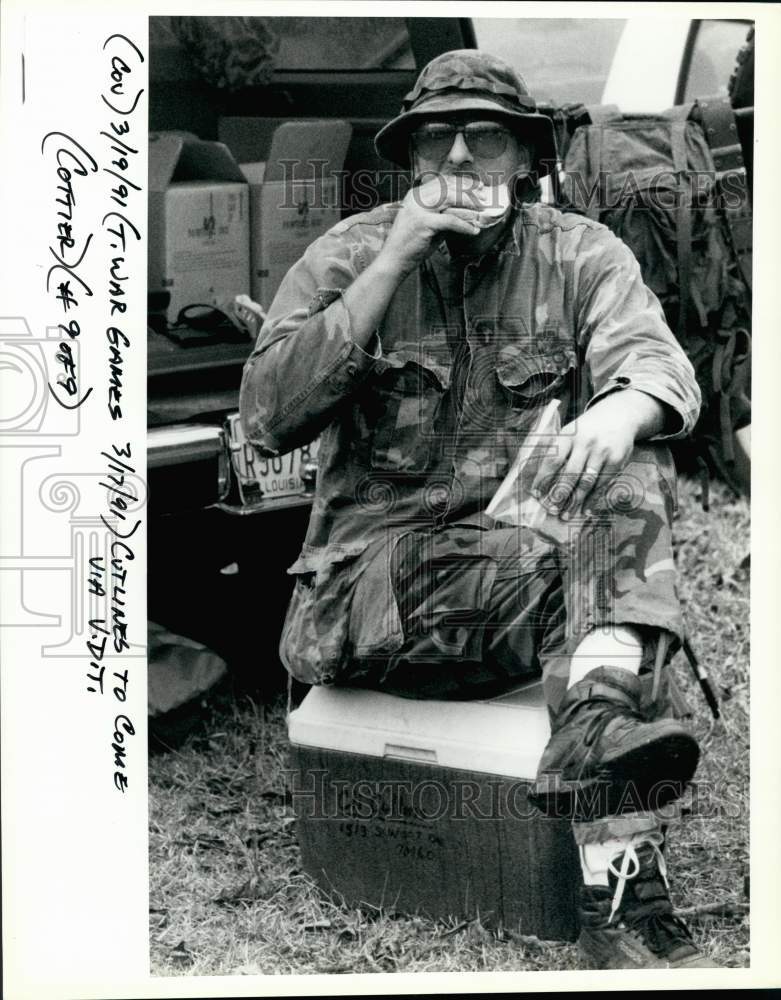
left=410, top=112, right=534, bottom=191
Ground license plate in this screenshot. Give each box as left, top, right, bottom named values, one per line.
left=227, top=413, right=318, bottom=506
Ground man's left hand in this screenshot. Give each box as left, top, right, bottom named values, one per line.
left=533, top=389, right=667, bottom=519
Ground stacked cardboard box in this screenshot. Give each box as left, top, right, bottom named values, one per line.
left=218, top=118, right=352, bottom=309
left=148, top=132, right=250, bottom=322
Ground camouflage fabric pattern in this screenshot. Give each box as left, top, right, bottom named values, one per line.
left=374, top=48, right=558, bottom=173
left=400, top=49, right=538, bottom=113
left=240, top=202, right=701, bottom=688
left=336, top=442, right=682, bottom=716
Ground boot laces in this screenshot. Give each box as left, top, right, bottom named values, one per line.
left=605, top=831, right=668, bottom=924
left=598, top=831, right=698, bottom=958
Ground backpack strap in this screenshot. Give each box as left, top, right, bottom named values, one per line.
left=669, top=119, right=692, bottom=341
left=694, top=95, right=753, bottom=291
left=711, top=324, right=751, bottom=465
left=713, top=328, right=738, bottom=464
left=583, top=126, right=603, bottom=222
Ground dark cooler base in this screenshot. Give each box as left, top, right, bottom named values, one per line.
left=289, top=743, right=580, bottom=942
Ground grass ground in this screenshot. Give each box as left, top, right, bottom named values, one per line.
left=148, top=474, right=750, bottom=975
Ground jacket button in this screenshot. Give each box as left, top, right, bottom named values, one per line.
left=346, top=362, right=358, bottom=376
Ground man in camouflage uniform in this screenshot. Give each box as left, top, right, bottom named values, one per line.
left=240, top=50, right=716, bottom=969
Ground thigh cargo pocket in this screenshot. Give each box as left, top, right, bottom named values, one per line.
left=279, top=542, right=369, bottom=685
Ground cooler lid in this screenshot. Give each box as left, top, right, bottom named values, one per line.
left=287, top=682, right=551, bottom=780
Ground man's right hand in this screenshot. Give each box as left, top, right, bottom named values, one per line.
left=380, top=175, right=484, bottom=278
left=339, top=177, right=483, bottom=352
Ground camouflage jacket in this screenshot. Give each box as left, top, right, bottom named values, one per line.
left=239, top=201, right=701, bottom=680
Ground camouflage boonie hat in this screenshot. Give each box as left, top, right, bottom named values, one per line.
left=375, top=49, right=558, bottom=177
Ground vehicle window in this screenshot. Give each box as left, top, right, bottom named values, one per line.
left=683, top=19, right=752, bottom=101
left=256, top=16, right=414, bottom=70
left=149, top=16, right=414, bottom=81
left=472, top=18, right=626, bottom=104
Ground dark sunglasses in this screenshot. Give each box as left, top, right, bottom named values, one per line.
left=411, top=123, right=513, bottom=160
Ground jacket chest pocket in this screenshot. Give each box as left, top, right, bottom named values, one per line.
left=495, top=346, right=578, bottom=423
left=367, top=352, right=450, bottom=473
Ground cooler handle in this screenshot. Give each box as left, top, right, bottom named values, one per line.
left=383, top=743, right=437, bottom=763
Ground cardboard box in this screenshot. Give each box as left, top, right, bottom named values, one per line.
left=218, top=118, right=352, bottom=309
left=287, top=682, right=579, bottom=941
left=149, top=132, right=250, bottom=321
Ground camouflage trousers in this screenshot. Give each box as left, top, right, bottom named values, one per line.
left=341, top=444, right=684, bottom=719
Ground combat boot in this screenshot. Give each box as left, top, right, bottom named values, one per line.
left=577, top=833, right=719, bottom=969
left=529, top=666, right=699, bottom=820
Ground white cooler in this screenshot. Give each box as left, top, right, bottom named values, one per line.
left=287, top=681, right=579, bottom=941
